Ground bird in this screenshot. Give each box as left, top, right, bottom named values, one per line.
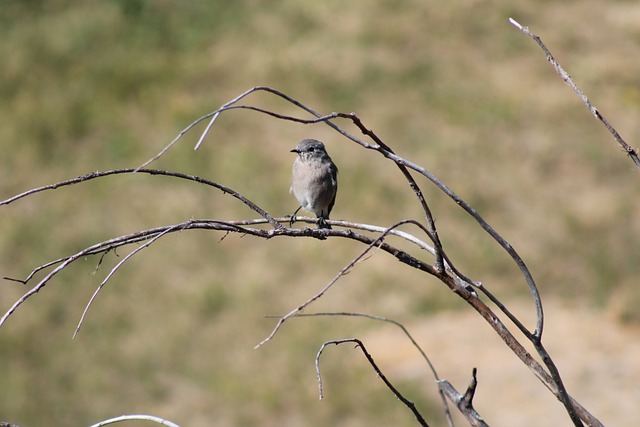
left=289, top=139, right=338, bottom=229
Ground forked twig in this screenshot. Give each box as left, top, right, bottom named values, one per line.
left=0, top=220, right=246, bottom=329
left=136, top=111, right=217, bottom=170
left=73, top=224, right=180, bottom=339
left=438, top=368, right=488, bottom=427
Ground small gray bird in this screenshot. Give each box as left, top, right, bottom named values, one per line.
left=290, top=139, right=338, bottom=229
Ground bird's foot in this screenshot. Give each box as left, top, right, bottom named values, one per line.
left=317, top=217, right=332, bottom=230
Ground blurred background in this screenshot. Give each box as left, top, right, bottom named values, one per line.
left=1, top=1, right=639, bottom=426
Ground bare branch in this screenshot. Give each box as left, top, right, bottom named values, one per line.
left=0, top=168, right=284, bottom=230
left=0, top=220, right=246, bottom=329
left=73, top=224, right=180, bottom=339
left=200, top=88, right=447, bottom=272
left=254, top=219, right=432, bottom=348
left=0, top=216, right=446, bottom=330
left=316, top=338, right=429, bottom=427
left=2, top=85, right=608, bottom=426
left=132, top=90, right=586, bottom=425
left=1, top=164, right=594, bottom=424
left=197, top=88, right=543, bottom=339
left=289, top=312, right=454, bottom=427
left=438, top=368, right=488, bottom=427
left=509, top=17, right=640, bottom=169
left=87, top=414, right=181, bottom=427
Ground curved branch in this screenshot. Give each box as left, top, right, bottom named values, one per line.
left=2, top=87, right=604, bottom=426
left=73, top=224, right=180, bottom=339
left=197, top=89, right=446, bottom=273
left=254, top=219, right=436, bottom=348
left=288, top=312, right=454, bottom=427
left=316, top=338, right=429, bottom=427
left=0, top=212, right=601, bottom=426
left=0, top=168, right=284, bottom=230
left=87, top=414, right=181, bottom=427
left=196, top=88, right=543, bottom=339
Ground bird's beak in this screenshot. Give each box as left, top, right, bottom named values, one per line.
left=290, top=148, right=299, bottom=153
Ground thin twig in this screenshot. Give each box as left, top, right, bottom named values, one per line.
left=194, top=86, right=331, bottom=151
left=73, top=224, right=181, bottom=339
left=1, top=218, right=442, bottom=329
left=137, top=111, right=217, bottom=170
left=287, top=312, right=454, bottom=427
left=0, top=168, right=284, bottom=230
left=0, top=220, right=248, bottom=328
left=509, top=17, right=640, bottom=169
left=1, top=194, right=602, bottom=425
left=254, top=219, right=429, bottom=348
left=316, top=338, right=429, bottom=427
left=4, top=227, right=177, bottom=286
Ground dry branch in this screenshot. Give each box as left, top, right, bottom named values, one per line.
left=1, top=84, right=607, bottom=426
left=316, top=338, right=429, bottom=427
left=254, top=219, right=445, bottom=349
left=287, top=312, right=455, bottom=427
left=438, top=368, right=488, bottom=427
left=509, top=17, right=640, bottom=170
left=87, top=414, right=181, bottom=427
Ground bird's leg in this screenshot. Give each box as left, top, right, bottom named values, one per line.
left=290, top=206, right=302, bottom=227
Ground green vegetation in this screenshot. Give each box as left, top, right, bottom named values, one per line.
left=1, top=1, right=639, bottom=426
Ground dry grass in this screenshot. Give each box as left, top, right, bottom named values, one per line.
left=1, top=1, right=639, bottom=426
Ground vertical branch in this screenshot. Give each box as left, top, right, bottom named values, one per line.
left=438, top=368, right=488, bottom=427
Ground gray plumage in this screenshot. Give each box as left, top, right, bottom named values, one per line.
left=290, top=139, right=338, bottom=229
